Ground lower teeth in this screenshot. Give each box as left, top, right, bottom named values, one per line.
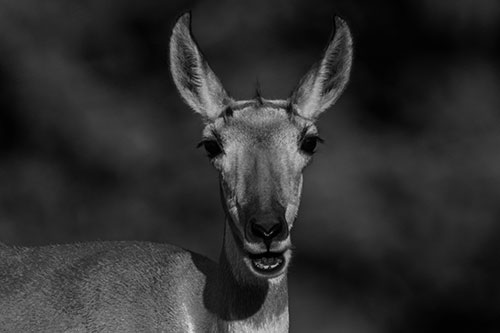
left=253, top=257, right=283, bottom=271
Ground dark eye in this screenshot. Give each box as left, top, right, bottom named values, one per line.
left=300, top=135, right=322, bottom=155
left=199, top=140, right=223, bottom=158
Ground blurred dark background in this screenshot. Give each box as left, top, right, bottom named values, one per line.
left=1, top=0, right=500, bottom=331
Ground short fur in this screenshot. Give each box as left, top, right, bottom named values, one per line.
left=0, top=12, right=353, bottom=332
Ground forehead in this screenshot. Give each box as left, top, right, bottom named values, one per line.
left=203, top=100, right=314, bottom=143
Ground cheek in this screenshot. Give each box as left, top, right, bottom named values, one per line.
left=221, top=147, right=251, bottom=204
left=220, top=168, right=236, bottom=206
left=279, top=151, right=305, bottom=198
left=218, top=154, right=243, bottom=210
left=285, top=175, right=303, bottom=226
left=219, top=171, right=242, bottom=228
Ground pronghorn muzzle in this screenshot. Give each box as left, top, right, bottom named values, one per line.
left=240, top=202, right=291, bottom=275
left=245, top=212, right=289, bottom=248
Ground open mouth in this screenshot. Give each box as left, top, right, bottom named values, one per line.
left=249, top=252, right=286, bottom=275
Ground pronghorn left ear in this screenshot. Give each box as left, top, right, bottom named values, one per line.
left=290, top=17, right=353, bottom=120
left=170, top=12, right=230, bottom=121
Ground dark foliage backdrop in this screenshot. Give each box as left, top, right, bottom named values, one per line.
left=1, top=0, right=499, bottom=331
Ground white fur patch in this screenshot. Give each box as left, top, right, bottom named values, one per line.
left=181, top=303, right=196, bottom=333
left=227, top=306, right=289, bottom=333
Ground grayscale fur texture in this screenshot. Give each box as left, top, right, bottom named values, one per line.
left=0, top=12, right=352, bottom=332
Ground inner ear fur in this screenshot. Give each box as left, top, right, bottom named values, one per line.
left=290, top=17, right=353, bottom=120
left=169, top=12, right=230, bottom=120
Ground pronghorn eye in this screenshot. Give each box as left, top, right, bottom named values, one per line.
left=199, top=140, right=223, bottom=158
left=300, top=135, right=322, bottom=155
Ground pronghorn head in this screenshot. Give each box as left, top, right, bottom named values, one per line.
left=170, top=13, right=352, bottom=279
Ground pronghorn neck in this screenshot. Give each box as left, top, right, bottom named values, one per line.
left=210, top=220, right=289, bottom=332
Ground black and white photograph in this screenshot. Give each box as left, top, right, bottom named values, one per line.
left=1, top=0, right=499, bottom=332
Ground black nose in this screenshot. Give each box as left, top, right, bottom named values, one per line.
left=247, top=217, right=288, bottom=246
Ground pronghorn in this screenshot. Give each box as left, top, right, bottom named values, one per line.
left=0, top=12, right=352, bottom=332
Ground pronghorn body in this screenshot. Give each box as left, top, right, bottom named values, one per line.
left=0, top=12, right=352, bottom=332
left=0, top=242, right=286, bottom=332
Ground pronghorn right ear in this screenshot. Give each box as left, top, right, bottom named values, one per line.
left=290, top=17, right=353, bottom=121
left=170, top=12, right=230, bottom=121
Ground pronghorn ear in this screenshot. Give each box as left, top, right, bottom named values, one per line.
left=290, top=17, right=353, bottom=120
left=170, top=12, right=230, bottom=120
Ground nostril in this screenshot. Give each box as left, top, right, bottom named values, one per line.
left=250, top=222, right=266, bottom=239
left=267, top=223, right=283, bottom=238
left=250, top=220, right=283, bottom=240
